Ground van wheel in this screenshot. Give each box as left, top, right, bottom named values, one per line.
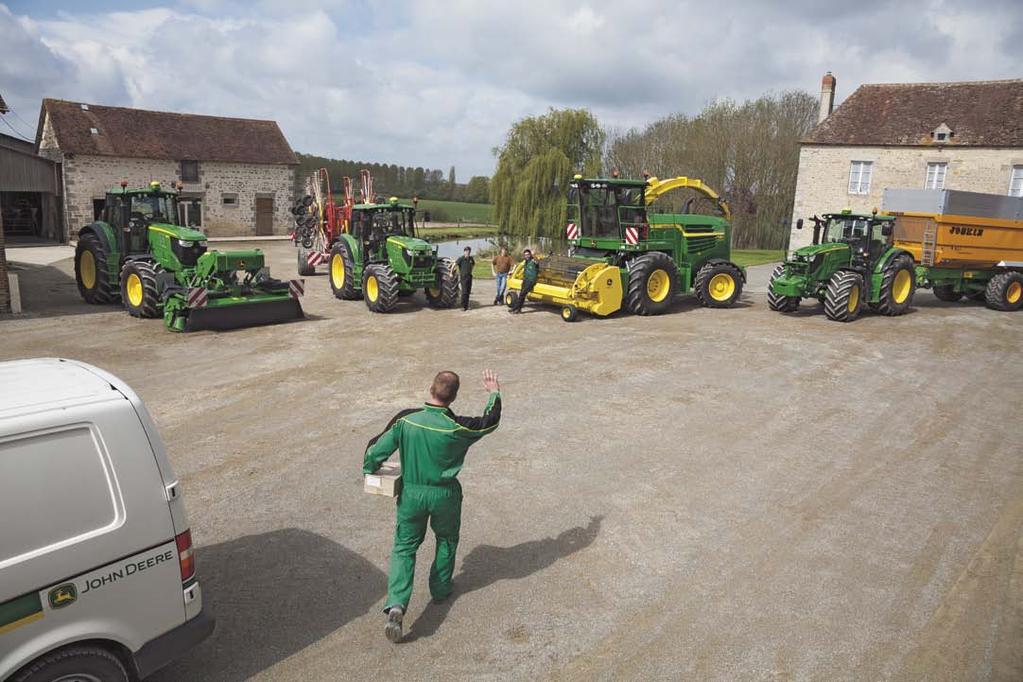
left=13, top=646, right=129, bottom=682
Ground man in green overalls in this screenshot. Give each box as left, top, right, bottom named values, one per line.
left=364, top=369, right=502, bottom=642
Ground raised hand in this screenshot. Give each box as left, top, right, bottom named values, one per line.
left=481, top=369, right=500, bottom=393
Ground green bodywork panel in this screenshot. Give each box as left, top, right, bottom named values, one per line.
left=915, top=266, right=994, bottom=296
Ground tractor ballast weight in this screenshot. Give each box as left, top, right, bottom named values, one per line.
left=506, top=175, right=745, bottom=320
left=74, top=182, right=304, bottom=331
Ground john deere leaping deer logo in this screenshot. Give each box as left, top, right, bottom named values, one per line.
left=48, top=583, right=78, bottom=609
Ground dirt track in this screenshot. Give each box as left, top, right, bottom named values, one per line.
left=2, top=241, right=1021, bottom=680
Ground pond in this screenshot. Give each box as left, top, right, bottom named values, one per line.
left=433, top=236, right=563, bottom=259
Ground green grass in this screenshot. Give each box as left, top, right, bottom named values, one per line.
left=731, top=250, right=784, bottom=267
left=418, top=225, right=498, bottom=240
left=417, top=199, right=493, bottom=225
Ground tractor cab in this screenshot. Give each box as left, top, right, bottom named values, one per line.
left=567, top=177, right=649, bottom=249
left=104, top=182, right=203, bottom=261
left=814, top=211, right=894, bottom=269
left=350, top=199, right=418, bottom=257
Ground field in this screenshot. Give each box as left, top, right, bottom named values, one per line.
left=417, top=199, right=494, bottom=224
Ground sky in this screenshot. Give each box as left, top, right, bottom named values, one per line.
left=1, top=0, right=1021, bottom=178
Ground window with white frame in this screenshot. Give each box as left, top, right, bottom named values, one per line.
left=848, top=161, right=872, bottom=195
left=1010, top=166, right=1023, bottom=197
left=925, top=162, right=947, bottom=190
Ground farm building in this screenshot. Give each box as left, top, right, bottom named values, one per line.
left=36, top=99, right=299, bottom=240
left=789, top=75, right=1023, bottom=250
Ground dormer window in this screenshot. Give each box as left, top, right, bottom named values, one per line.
left=931, top=123, right=953, bottom=143
left=89, top=127, right=98, bottom=135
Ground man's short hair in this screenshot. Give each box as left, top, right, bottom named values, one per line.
left=464, top=246, right=471, bottom=252
left=523, top=249, right=532, bottom=255
left=431, top=371, right=460, bottom=404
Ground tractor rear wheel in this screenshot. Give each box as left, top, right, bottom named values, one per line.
left=120, top=260, right=162, bottom=319
left=329, top=242, right=360, bottom=300
left=876, top=253, right=915, bottom=316
left=984, top=271, right=1023, bottom=311
left=626, top=252, right=678, bottom=315
left=426, top=257, right=459, bottom=308
left=75, top=233, right=118, bottom=304
left=932, top=284, right=962, bottom=302
left=297, top=247, right=316, bottom=276
left=363, top=264, right=400, bottom=313
left=767, top=264, right=800, bottom=313
left=694, top=261, right=743, bottom=308
left=824, top=270, right=863, bottom=322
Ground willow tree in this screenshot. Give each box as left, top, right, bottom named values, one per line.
left=491, top=108, right=604, bottom=238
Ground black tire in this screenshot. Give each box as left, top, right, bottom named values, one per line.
left=120, top=260, right=162, bottom=318
left=824, top=270, right=863, bottom=322
left=693, top=261, right=743, bottom=308
left=932, top=284, right=962, bottom=302
left=504, top=291, right=518, bottom=308
left=626, top=252, right=679, bottom=315
left=767, top=264, right=800, bottom=313
left=297, top=247, right=316, bottom=276
left=426, top=257, right=459, bottom=308
left=329, top=241, right=360, bottom=300
left=561, top=305, right=578, bottom=322
left=363, top=264, right=400, bottom=313
left=984, top=271, right=1023, bottom=311
left=876, top=253, right=915, bottom=316
left=75, top=233, right=118, bottom=304
left=13, top=645, right=129, bottom=682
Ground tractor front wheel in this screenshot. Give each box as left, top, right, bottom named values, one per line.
left=694, top=261, right=743, bottom=308
left=426, top=257, right=459, bottom=308
left=120, top=260, right=162, bottom=319
left=876, top=253, right=915, bottom=316
left=362, top=264, right=400, bottom=313
left=824, top=270, right=863, bottom=322
left=932, top=284, right=962, bottom=302
left=329, top=242, right=360, bottom=300
left=984, top=271, right=1023, bottom=311
left=767, top=264, right=800, bottom=313
left=626, top=252, right=679, bottom=316
left=75, top=233, right=118, bottom=304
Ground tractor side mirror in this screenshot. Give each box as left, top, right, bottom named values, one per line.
left=881, top=224, right=893, bottom=237
left=795, top=218, right=803, bottom=230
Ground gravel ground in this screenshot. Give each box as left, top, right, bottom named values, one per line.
left=2, top=242, right=1021, bottom=681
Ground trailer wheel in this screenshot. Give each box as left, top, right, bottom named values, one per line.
left=824, top=271, right=863, bottom=322
left=297, top=247, right=317, bottom=276
left=426, top=257, right=459, bottom=308
left=75, top=233, right=119, bottom=304
left=561, top=305, right=578, bottom=322
left=504, top=291, right=518, bottom=308
left=876, top=253, right=915, bottom=316
left=626, top=252, right=679, bottom=315
left=985, top=271, right=1023, bottom=311
left=932, top=284, right=962, bottom=302
left=120, top=260, right=162, bottom=319
left=329, top=242, right=360, bottom=300
left=694, top=261, right=743, bottom=308
left=767, top=265, right=800, bottom=313
left=363, top=264, right=400, bottom=313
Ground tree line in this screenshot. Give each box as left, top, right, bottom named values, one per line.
left=293, top=153, right=490, bottom=204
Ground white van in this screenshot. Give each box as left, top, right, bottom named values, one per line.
left=0, top=358, right=212, bottom=681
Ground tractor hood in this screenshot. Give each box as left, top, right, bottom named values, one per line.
left=386, top=235, right=434, bottom=252
left=148, top=223, right=206, bottom=242
left=790, top=242, right=848, bottom=261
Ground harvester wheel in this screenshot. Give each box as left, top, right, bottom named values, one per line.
left=297, top=247, right=316, bottom=276
left=932, top=284, right=962, bottom=302
left=694, top=261, right=743, bottom=308
left=329, top=242, right=360, bottom=300
left=75, top=233, right=118, bottom=304
left=561, top=305, right=578, bottom=322
left=824, top=270, right=863, bottom=322
left=984, top=271, right=1023, bottom=311
left=119, top=260, right=162, bottom=319
left=767, top=265, right=800, bottom=313
left=426, top=257, right=459, bottom=308
left=504, top=291, right=518, bottom=308
left=363, top=264, right=400, bottom=313
left=876, top=253, right=915, bottom=316
left=626, top=252, right=678, bottom=315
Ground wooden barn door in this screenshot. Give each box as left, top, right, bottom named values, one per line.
left=255, top=197, right=274, bottom=235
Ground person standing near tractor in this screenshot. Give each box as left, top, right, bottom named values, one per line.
left=510, top=249, right=539, bottom=313
left=491, top=247, right=514, bottom=305
left=454, top=246, right=475, bottom=310
left=364, top=370, right=502, bottom=643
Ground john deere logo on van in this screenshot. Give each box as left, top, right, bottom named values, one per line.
left=48, top=583, right=78, bottom=609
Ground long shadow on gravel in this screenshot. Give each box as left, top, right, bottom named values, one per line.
left=406, top=515, right=603, bottom=641
left=151, top=528, right=385, bottom=682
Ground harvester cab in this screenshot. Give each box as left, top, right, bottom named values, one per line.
left=74, top=181, right=304, bottom=332
left=769, top=210, right=914, bottom=322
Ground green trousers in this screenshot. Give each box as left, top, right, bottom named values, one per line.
left=386, top=482, right=462, bottom=610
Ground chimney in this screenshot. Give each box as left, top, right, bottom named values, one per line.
left=819, top=72, right=836, bottom=123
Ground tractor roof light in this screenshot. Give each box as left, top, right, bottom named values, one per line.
left=150, top=181, right=161, bottom=190
left=389, top=197, right=399, bottom=205
left=120, top=179, right=128, bottom=189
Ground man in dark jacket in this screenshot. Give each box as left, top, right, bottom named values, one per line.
left=510, top=249, right=539, bottom=313
left=364, top=369, right=502, bottom=643
left=454, top=246, right=475, bottom=310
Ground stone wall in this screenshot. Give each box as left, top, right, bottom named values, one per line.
left=0, top=210, right=9, bottom=313
left=789, top=145, right=1023, bottom=250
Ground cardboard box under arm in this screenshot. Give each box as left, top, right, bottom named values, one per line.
left=364, top=460, right=401, bottom=497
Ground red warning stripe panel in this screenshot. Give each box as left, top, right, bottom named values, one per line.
left=566, top=222, right=579, bottom=240
left=187, top=287, right=208, bottom=308
left=289, top=279, right=305, bottom=298
left=625, top=226, right=639, bottom=245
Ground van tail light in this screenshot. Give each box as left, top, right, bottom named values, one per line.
left=175, top=529, right=195, bottom=582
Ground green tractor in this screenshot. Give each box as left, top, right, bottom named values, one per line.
left=768, top=210, right=915, bottom=322
left=74, top=181, right=304, bottom=332
left=326, top=197, right=459, bottom=313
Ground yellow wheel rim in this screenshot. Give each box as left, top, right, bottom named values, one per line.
left=1007, top=281, right=1022, bottom=304
left=708, top=273, right=736, bottom=302
left=331, top=254, right=345, bottom=289
left=562, top=307, right=572, bottom=320
left=126, top=273, right=143, bottom=307
left=427, top=287, right=440, bottom=298
left=366, top=275, right=379, bottom=302
left=646, top=269, right=671, bottom=302
left=848, top=283, right=860, bottom=312
left=892, top=269, right=912, bottom=303
left=80, top=250, right=96, bottom=289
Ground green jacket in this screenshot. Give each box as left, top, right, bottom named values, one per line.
left=523, top=259, right=540, bottom=282
left=363, top=392, right=502, bottom=486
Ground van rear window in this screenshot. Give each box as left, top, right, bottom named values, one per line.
left=0, top=427, right=121, bottom=565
